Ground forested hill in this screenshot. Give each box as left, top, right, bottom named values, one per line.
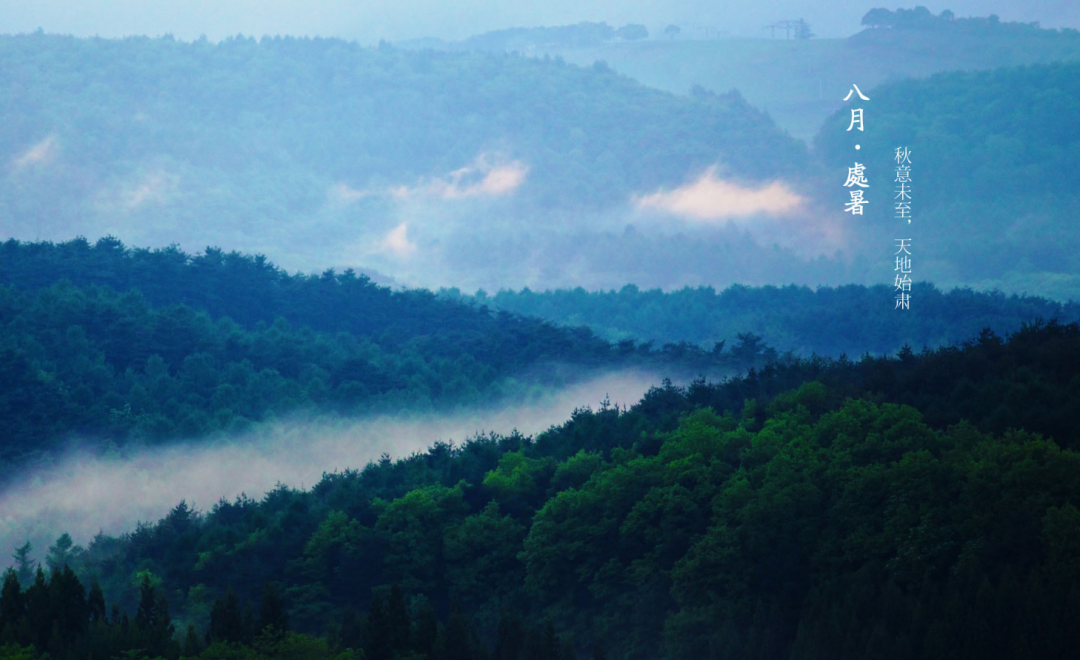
left=1, top=238, right=758, bottom=466
left=465, top=283, right=1080, bottom=357
left=815, top=60, right=1080, bottom=297
left=18, top=320, right=1080, bottom=660
left=1, top=236, right=581, bottom=342
left=5, top=237, right=1079, bottom=464
left=0, top=32, right=804, bottom=245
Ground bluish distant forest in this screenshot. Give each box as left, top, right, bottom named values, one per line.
left=1, top=7, right=1079, bottom=660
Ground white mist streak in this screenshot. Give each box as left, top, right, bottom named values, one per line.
left=0, top=371, right=658, bottom=561
left=635, top=167, right=803, bottom=221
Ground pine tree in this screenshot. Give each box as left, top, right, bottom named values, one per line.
left=495, top=611, right=524, bottom=660
left=207, top=589, right=244, bottom=644
left=364, top=590, right=393, bottom=660
left=241, top=601, right=257, bottom=646
left=523, top=620, right=559, bottom=660
left=11, top=544, right=35, bottom=586
left=148, top=592, right=176, bottom=658
left=0, top=570, right=23, bottom=633
left=45, top=533, right=82, bottom=573
left=48, top=565, right=87, bottom=644
left=24, top=568, right=50, bottom=649
left=443, top=603, right=472, bottom=660
left=183, top=622, right=203, bottom=657
left=387, top=583, right=410, bottom=655
left=339, top=607, right=363, bottom=651
left=87, top=579, right=107, bottom=625
left=258, top=581, right=288, bottom=637
left=412, top=598, right=438, bottom=658
left=135, top=573, right=157, bottom=631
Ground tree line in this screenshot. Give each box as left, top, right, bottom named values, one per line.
left=16, top=320, right=1080, bottom=660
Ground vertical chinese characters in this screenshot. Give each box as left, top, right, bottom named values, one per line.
left=895, top=147, right=912, bottom=224
left=842, top=84, right=870, bottom=216
left=894, top=147, right=912, bottom=310
left=894, top=237, right=912, bottom=309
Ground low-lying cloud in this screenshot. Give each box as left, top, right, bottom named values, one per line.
left=380, top=221, right=418, bottom=257
left=392, top=155, right=528, bottom=200
left=634, top=167, right=803, bottom=221
left=0, top=370, right=660, bottom=564
left=327, top=154, right=527, bottom=214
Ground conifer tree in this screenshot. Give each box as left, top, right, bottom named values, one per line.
left=48, top=566, right=87, bottom=644
left=135, top=573, right=158, bottom=631
left=442, top=603, right=472, bottom=660
left=258, top=581, right=288, bottom=638
left=339, top=607, right=363, bottom=651
left=387, top=583, right=410, bottom=655
left=363, top=590, right=393, bottom=660
left=24, top=568, right=50, bottom=649
left=412, top=598, right=438, bottom=659
left=0, top=570, right=23, bottom=633
left=207, top=589, right=243, bottom=645
left=495, top=611, right=524, bottom=660
left=87, top=579, right=106, bottom=626
left=11, top=544, right=34, bottom=587
left=183, top=622, right=203, bottom=657
left=45, top=534, right=82, bottom=573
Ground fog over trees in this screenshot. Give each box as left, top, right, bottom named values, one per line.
left=1, top=4, right=1079, bottom=660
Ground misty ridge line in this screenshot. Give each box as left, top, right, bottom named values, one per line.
left=0, top=369, right=664, bottom=565
left=0, top=28, right=830, bottom=290
left=6, top=26, right=1078, bottom=296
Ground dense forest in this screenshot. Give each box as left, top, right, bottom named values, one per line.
left=2, top=9, right=1079, bottom=659
left=3, top=237, right=870, bottom=479
left=7, top=237, right=1078, bottom=470
left=0, top=237, right=741, bottom=470
left=10, top=320, right=1080, bottom=659
left=459, top=282, right=1080, bottom=356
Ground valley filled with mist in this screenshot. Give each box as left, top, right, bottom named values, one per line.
left=1, top=4, right=1080, bottom=660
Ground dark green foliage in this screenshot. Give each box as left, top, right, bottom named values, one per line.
left=257, top=582, right=288, bottom=637
left=76, top=321, right=1080, bottom=658
left=0, top=571, right=23, bottom=638
left=86, top=580, right=105, bottom=626
left=412, top=598, right=439, bottom=658
left=386, top=584, right=410, bottom=655
left=182, top=622, right=202, bottom=657
left=10, top=315, right=1080, bottom=659
left=134, top=574, right=156, bottom=631
left=0, top=565, right=358, bottom=658
left=0, top=239, right=707, bottom=466
left=362, top=590, right=393, bottom=660
left=494, top=612, right=524, bottom=660
left=337, top=607, right=362, bottom=652
left=207, top=589, right=244, bottom=645
left=478, top=282, right=1080, bottom=358
left=438, top=604, right=473, bottom=660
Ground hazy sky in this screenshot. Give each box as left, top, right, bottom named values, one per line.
left=0, top=0, right=1075, bottom=43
